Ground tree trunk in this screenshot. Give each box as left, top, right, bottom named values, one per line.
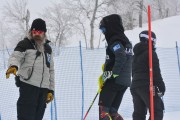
left=80, top=20, right=88, bottom=49
left=90, top=0, right=98, bottom=49
left=157, top=0, right=163, bottom=18
left=90, top=22, right=94, bottom=49
left=139, top=0, right=143, bottom=28
left=139, top=14, right=142, bottom=28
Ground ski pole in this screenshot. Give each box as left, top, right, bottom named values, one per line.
left=83, top=74, right=104, bottom=120
left=83, top=92, right=99, bottom=120
left=83, top=75, right=106, bottom=120
left=83, top=64, right=105, bottom=120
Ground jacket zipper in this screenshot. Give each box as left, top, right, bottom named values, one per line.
left=40, top=52, right=45, bottom=87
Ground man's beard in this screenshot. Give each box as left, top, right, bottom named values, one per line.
left=33, top=35, right=45, bottom=52
left=33, top=35, right=44, bottom=41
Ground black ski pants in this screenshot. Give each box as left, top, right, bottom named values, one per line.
left=131, top=85, right=164, bottom=120
left=17, top=82, right=49, bottom=120
left=99, top=80, right=127, bottom=111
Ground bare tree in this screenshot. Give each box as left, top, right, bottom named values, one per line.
left=62, top=0, right=111, bottom=49
left=3, top=0, right=29, bottom=32
left=166, top=0, right=180, bottom=16
left=3, top=0, right=30, bottom=47
left=107, top=0, right=137, bottom=29
left=132, top=0, right=145, bottom=28
left=150, top=0, right=180, bottom=19
left=41, top=3, right=74, bottom=50
left=75, top=16, right=88, bottom=48
left=151, top=0, right=166, bottom=19
left=0, top=21, right=9, bottom=68
left=108, top=0, right=148, bottom=29
left=89, top=0, right=98, bottom=49
left=139, top=0, right=144, bottom=27
left=40, top=0, right=180, bottom=50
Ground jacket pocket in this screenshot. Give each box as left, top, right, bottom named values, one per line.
left=19, top=66, right=33, bottom=80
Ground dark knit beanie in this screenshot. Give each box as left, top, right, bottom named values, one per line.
left=30, top=18, right=47, bottom=32
left=139, top=30, right=156, bottom=42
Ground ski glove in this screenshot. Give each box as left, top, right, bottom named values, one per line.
left=98, top=74, right=103, bottom=93
left=157, top=81, right=166, bottom=97
left=46, top=92, right=54, bottom=104
left=102, top=71, right=113, bottom=81
left=98, top=64, right=105, bottom=93
left=6, top=66, right=18, bottom=79
left=102, top=71, right=119, bottom=81
left=125, top=43, right=133, bottom=56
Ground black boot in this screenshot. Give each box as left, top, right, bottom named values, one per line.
left=99, top=106, right=112, bottom=120
left=110, top=113, right=123, bottom=120
left=109, top=107, right=124, bottom=120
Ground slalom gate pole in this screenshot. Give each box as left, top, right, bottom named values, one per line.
left=83, top=92, right=99, bottom=120
left=148, top=5, right=154, bottom=120
left=176, top=41, right=180, bottom=76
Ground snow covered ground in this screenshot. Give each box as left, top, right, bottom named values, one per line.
left=125, top=111, right=180, bottom=120
left=1, top=46, right=180, bottom=120
left=126, top=15, right=180, bottom=48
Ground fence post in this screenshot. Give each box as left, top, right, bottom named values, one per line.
left=176, top=41, right=180, bottom=76
left=54, top=95, right=58, bottom=120
left=79, top=41, right=84, bottom=120
left=50, top=97, right=57, bottom=120
left=51, top=102, right=53, bottom=120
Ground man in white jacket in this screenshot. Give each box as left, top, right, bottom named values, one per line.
left=6, top=18, right=55, bottom=120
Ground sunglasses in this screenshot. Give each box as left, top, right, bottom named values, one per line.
left=32, top=30, right=44, bottom=35
left=99, top=26, right=106, bottom=33
left=99, top=20, right=106, bottom=33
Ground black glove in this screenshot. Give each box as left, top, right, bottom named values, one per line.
left=156, top=81, right=166, bottom=97
left=125, top=43, right=133, bottom=56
